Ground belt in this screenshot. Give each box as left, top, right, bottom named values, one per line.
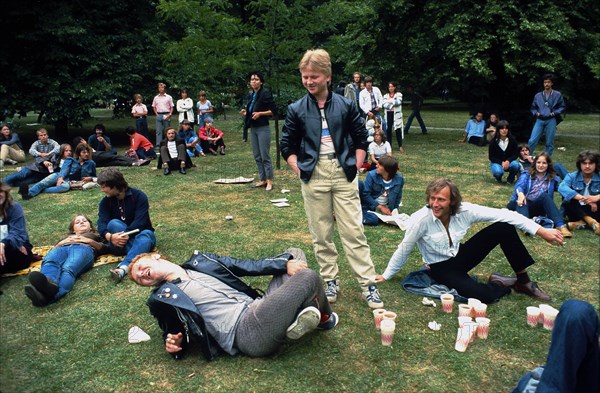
left=158, top=112, right=169, bottom=115
left=320, top=153, right=337, bottom=160
left=137, top=116, right=147, bottom=119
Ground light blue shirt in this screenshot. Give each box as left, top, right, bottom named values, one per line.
left=382, top=203, right=541, bottom=280
left=465, top=119, right=485, bottom=139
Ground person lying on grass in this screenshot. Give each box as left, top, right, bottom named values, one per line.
left=24, top=214, right=108, bottom=307
left=128, top=248, right=338, bottom=360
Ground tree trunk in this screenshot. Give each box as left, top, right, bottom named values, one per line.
left=54, top=116, right=69, bottom=141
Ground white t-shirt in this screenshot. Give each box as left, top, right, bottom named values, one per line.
left=167, top=141, right=178, bottom=159
left=368, top=141, right=392, bottom=159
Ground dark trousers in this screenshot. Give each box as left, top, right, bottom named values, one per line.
left=200, top=139, right=225, bottom=152
left=0, top=243, right=33, bottom=274
left=563, top=199, right=600, bottom=222
left=428, top=222, right=534, bottom=303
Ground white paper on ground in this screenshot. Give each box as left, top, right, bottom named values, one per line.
left=213, top=177, right=255, bottom=184
left=128, top=326, right=151, bottom=343
left=428, top=321, right=442, bottom=331
left=270, top=198, right=288, bottom=203
left=272, top=202, right=290, bottom=207
left=372, top=209, right=411, bottom=228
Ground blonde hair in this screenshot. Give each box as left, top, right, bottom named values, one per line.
left=299, top=49, right=332, bottom=77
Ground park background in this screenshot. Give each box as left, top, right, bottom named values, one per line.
left=1, top=1, right=599, bottom=392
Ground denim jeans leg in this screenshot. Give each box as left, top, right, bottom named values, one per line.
left=106, top=219, right=127, bottom=256
left=4, top=168, right=36, bottom=187
left=119, top=229, right=156, bottom=269
left=536, top=300, right=600, bottom=392
left=515, top=203, right=530, bottom=219
left=544, top=118, right=557, bottom=156
left=528, top=119, right=545, bottom=155
left=507, top=160, right=521, bottom=183
left=28, top=173, right=59, bottom=197
left=554, top=162, right=568, bottom=180
left=490, top=163, right=504, bottom=181
left=40, top=247, right=68, bottom=284
left=537, top=193, right=564, bottom=226
left=54, top=244, right=95, bottom=301
left=405, top=112, right=415, bottom=133
left=44, top=182, right=71, bottom=194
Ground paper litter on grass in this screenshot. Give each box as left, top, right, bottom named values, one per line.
left=270, top=198, right=288, bottom=203
left=213, top=177, right=254, bottom=184
left=128, top=326, right=151, bottom=343
left=272, top=202, right=290, bottom=208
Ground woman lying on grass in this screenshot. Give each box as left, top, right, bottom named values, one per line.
left=24, top=215, right=108, bottom=307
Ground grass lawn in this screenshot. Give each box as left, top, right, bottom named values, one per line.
left=1, top=106, right=599, bottom=393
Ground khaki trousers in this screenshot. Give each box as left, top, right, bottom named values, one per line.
left=0, top=144, right=26, bottom=162
left=301, top=158, right=376, bottom=290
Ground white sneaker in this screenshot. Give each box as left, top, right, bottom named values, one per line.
left=325, top=280, right=339, bottom=303
left=362, top=285, right=384, bottom=309
left=286, top=306, right=321, bottom=340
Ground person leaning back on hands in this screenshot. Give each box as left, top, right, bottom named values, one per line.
left=376, top=178, right=564, bottom=303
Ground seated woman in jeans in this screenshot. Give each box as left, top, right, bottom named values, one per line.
left=507, top=152, right=572, bottom=238
left=24, top=214, right=108, bottom=307
left=359, top=156, right=404, bottom=226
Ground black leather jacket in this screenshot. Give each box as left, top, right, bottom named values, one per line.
left=147, top=251, right=291, bottom=361
left=281, top=90, right=369, bottom=183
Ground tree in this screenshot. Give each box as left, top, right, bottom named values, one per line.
left=0, top=0, right=162, bottom=139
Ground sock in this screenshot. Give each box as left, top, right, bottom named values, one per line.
left=516, top=271, right=530, bottom=284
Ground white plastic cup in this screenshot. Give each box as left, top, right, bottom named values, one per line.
left=458, top=304, right=473, bottom=318
left=373, top=309, right=386, bottom=330
left=526, top=306, right=541, bottom=327
left=474, top=303, right=488, bottom=318
left=441, top=294, right=454, bottom=314
left=475, top=317, right=491, bottom=339
left=543, top=308, right=559, bottom=330
left=380, top=319, right=395, bottom=346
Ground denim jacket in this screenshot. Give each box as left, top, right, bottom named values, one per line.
left=147, top=251, right=291, bottom=361
left=360, top=170, right=404, bottom=211
left=558, top=171, right=600, bottom=201
left=510, top=172, right=560, bottom=202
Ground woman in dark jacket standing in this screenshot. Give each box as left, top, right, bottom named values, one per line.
left=240, top=71, right=277, bottom=192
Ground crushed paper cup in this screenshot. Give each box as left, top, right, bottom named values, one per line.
left=422, top=297, right=437, bottom=307
left=281, top=189, right=290, bottom=193
left=428, top=321, right=442, bottom=331
left=128, top=326, right=151, bottom=343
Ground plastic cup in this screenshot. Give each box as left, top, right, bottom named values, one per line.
left=380, top=319, right=395, bottom=346
left=458, top=304, right=473, bottom=317
left=475, top=317, right=491, bottom=339
left=543, top=308, right=559, bottom=330
left=463, top=321, right=479, bottom=343
left=458, top=316, right=473, bottom=328
left=383, top=311, right=397, bottom=321
left=467, top=298, right=481, bottom=317
left=373, top=309, right=386, bottom=330
left=474, top=303, right=487, bottom=318
left=454, top=327, right=470, bottom=352
left=526, top=306, right=541, bottom=327
left=441, top=294, right=454, bottom=314
left=538, top=304, right=552, bottom=321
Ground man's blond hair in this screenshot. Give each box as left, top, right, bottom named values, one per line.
left=299, top=49, right=332, bottom=77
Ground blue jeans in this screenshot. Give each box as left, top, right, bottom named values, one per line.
left=135, top=147, right=157, bottom=160
left=40, top=244, right=95, bottom=302
left=512, top=300, right=599, bottom=393
left=361, top=208, right=380, bottom=226
left=507, top=193, right=565, bottom=227
left=553, top=162, right=568, bottom=180
left=155, top=114, right=170, bottom=146
left=136, top=117, right=149, bottom=139
left=528, top=117, right=557, bottom=156
left=184, top=136, right=203, bottom=157
left=490, top=160, right=520, bottom=183
left=27, top=173, right=70, bottom=196
left=106, top=219, right=156, bottom=269
left=3, top=168, right=45, bottom=187
left=405, top=110, right=427, bottom=134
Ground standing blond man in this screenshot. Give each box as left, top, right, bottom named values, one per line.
left=281, top=49, right=383, bottom=309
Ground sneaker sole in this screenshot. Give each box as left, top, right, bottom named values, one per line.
left=286, top=307, right=321, bottom=340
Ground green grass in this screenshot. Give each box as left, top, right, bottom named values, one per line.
left=1, top=107, right=599, bottom=393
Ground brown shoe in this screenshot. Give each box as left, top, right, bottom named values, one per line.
left=558, top=225, right=572, bottom=238
left=514, top=281, right=551, bottom=301
left=592, top=222, right=600, bottom=236
left=567, top=220, right=586, bottom=230
left=488, top=272, right=517, bottom=288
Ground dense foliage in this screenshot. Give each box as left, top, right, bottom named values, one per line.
left=1, top=0, right=598, bottom=135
